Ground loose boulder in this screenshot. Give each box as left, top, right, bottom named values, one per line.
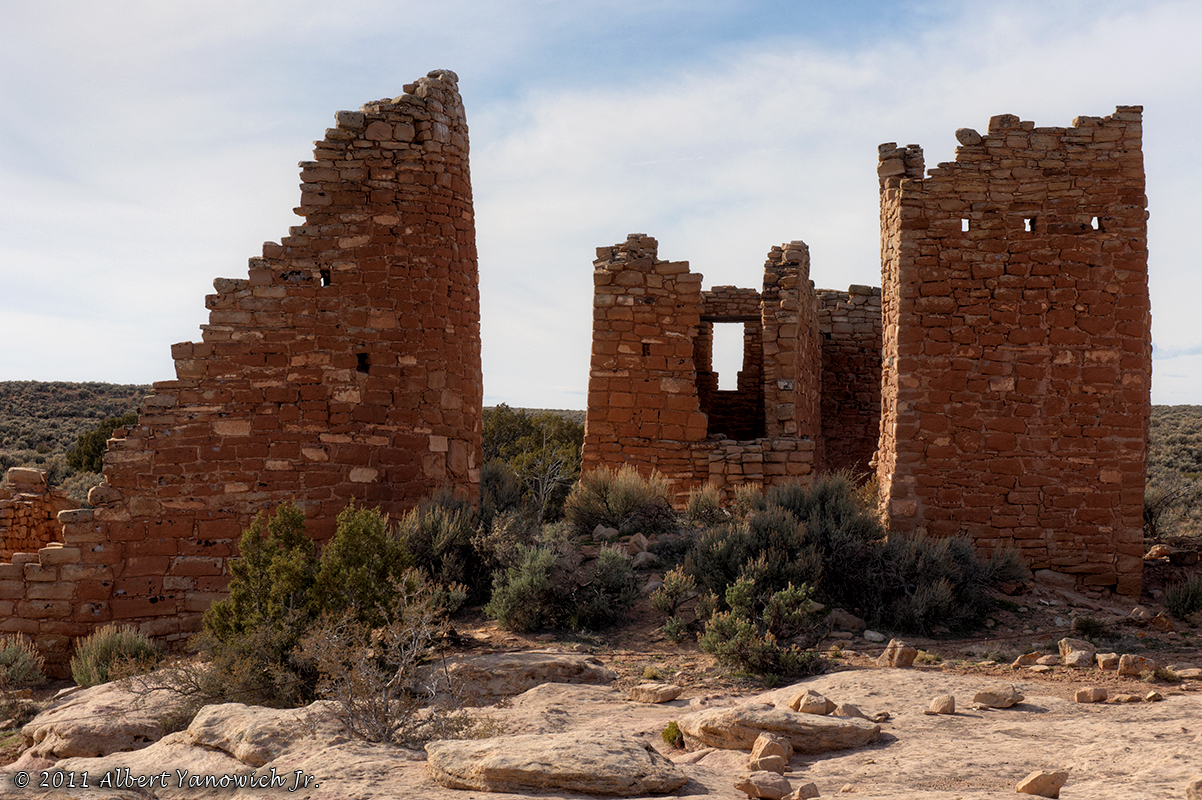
left=418, top=652, right=616, bottom=703
left=678, top=703, right=880, bottom=754
left=627, top=683, right=683, bottom=704
left=1117, top=653, right=1156, bottom=677
left=749, top=732, right=793, bottom=773
left=785, top=689, right=835, bottom=715
left=1074, top=687, right=1107, bottom=704
left=1016, top=769, right=1069, bottom=798
left=425, top=730, right=686, bottom=796
left=925, top=694, right=955, bottom=715
left=971, top=683, right=1023, bottom=709
left=735, top=770, right=793, bottom=800
left=786, top=783, right=820, bottom=799
left=875, top=639, right=917, bottom=668
left=1057, top=637, right=1096, bottom=668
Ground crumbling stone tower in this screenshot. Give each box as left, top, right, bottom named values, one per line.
left=876, top=107, right=1150, bottom=597
left=0, top=70, right=482, bottom=669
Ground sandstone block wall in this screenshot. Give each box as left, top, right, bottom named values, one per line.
left=0, top=70, right=483, bottom=670
left=0, top=469, right=79, bottom=560
left=817, top=287, right=882, bottom=475
left=876, top=107, right=1150, bottom=597
left=582, top=235, right=826, bottom=503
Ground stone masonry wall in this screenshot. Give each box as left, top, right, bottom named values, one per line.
left=876, top=107, right=1150, bottom=597
left=582, top=235, right=819, bottom=504
left=0, top=70, right=483, bottom=671
left=0, top=469, right=79, bottom=561
left=817, top=287, right=882, bottom=475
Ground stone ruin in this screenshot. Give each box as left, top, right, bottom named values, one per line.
left=0, top=69, right=482, bottom=671
left=581, top=236, right=881, bottom=505
left=0, top=90, right=1152, bottom=671
left=583, top=106, right=1150, bottom=597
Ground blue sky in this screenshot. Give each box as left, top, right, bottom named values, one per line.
left=2, top=0, right=1199, bottom=407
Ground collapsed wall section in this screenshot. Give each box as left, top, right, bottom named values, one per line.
left=876, top=107, right=1150, bottom=597
left=582, top=235, right=820, bottom=503
left=0, top=69, right=482, bottom=670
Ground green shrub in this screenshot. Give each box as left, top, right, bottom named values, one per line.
left=698, top=580, right=825, bottom=682
left=479, top=460, right=526, bottom=534
left=317, top=502, right=414, bottom=622
left=395, top=492, right=477, bottom=596
left=1166, top=575, right=1202, bottom=620
left=485, top=546, right=560, bottom=632
left=483, top=405, right=584, bottom=523
left=1072, top=615, right=1108, bottom=640
left=66, top=412, right=139, bottom=473
left=564, top=466, right=677, bottom=538
left=661, top=616, right=688, bottom=643
left=486, top=544, right=638, bottom=633
left=684, top=484, right=725, bottom=525
left=731, top=483, right=765, bottom=519
left=661, top=720, right=684, bottom=748
left=70, top=625, right=161, bottom=687
left=650, top=566, right=696, bottom=617
left=570, top=545, right=639, bottom=630
left=0, top=634, right=47, bottom=690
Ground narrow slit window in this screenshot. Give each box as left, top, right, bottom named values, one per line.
left=356, top=353, right=370, bottom=374
left=1024, top=217, right=1036, bottom=233
left=320, top=269, right=332, bottom=286
left=1091, top=216, right=1102, bottom=231
left=961, top=218, right=970, bottom=232
left=641, top=342, right=651, bottom=356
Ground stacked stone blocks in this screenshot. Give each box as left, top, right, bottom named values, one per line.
left=0, top=70, right=483, bottom=671
left=876, top=107, right=1150, bottom=596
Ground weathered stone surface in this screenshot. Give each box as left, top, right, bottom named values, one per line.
left=17, top=683, right=187, bottom=762
left=1016, top=769, right=1069, bottom=798
left=1012, top=652, right=1040, bottom=668
left=972, top=683, right=1023, bottom=708
left=875, top=638, right=917, bottom=668
left=862, top=630, right=886, bottom=643
left=925, top=694, right=955, bottom=715
left=785, top=688, right=834, bottom=715
left=186, top=702, right=338, bottom=767
left=1117, top=653, right=1157, bottom=676
left=627, top=682, right=682, bottom=704
left=748, top=732, right=793, bottom=773
left=1096, top=652, right=1119, bottom=670
left=1057, top=637, right=1096, bottom=668
left=785, top=782, right=820, bottom=800
left=6, top=467, right=47, bottom=486
left=828, top=608, right=866, bottom=632
left=419, top=652, right=617, bottom=703
left=832, top=702, right=867, bottom=720
left=678, top=702, right=880, bottom=754
left=425, top=730, right=686, bottom=796
left=1074, top=687, right=1107, bottom=704
left=1187, top=775, right=1202, bottom=800
left=735, top=770, right=792, bottom=799
left=955, top=127, right=982, bottom=145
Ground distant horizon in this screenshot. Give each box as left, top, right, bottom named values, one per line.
left=3, top=1, right=1199, bottom=404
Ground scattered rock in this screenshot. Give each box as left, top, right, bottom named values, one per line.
left=749, top=732, right=793, bottom=773
left=678, top=703, right=880, bottom=754
left=425, top=730, right=686, bottom=797
left=1011, top=653, right=1040, bottom=668
left=1028, top=665, right=1053, bottom=674
left=1149, top=612, right=1175, bottom=632
left=1110, top=693, right=1143, bottom=704
left=786, top=783, right=821, bottom=799
left=1096, top=652, right=1119, bottom=670
left=863, top=630, right=886, bottom=643
left=627, top=683, right=682, bottom=704
left=1144, top=544, right=1173, bottom=559
left=735, top=770, right=793, bottom=799
left=786, top=689, right=835, bottom=716
left=875, top=639, right=917, bottom=668
left=831, top=703, right=868, bottom=720
left=828, top=609, right=866, bottom=632
left=924, top=694, right=955, bottom=715
left=1074, top=687, right=1107, bottom=704
left=1036, top=654, right=1060, bottom=666
left=626, top=532, right=649, bottom=554
left=1178, top=667, right=1202, bottom=680
left=418, top=651, right=616, bottom=703
left=1145, top=691, right=1164, bottom=702
left=631, top=551, right=659, bottom=569
left=1057, top=637, right=1096, bottom=668
left=1129, top=605, right=1155, bottom=622
left=1117, top=653, right=1157, bottom=677
left=593, top=524, right=620, bottom=541
left=1016, top=769, right=1069, bottom=798
left=971, top=683, right=1023, bottom=709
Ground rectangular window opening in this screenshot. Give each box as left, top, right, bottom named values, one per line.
left=320, top=269, right=332, bottom=286
left=1024, top=217, right=1036, bottom=233
left=1091, top=216, right=1103, bottom=232
left=712, top=323, right=744, bottom=391
left=961, top=218, right=970, bottom=232
left=641, top=342, right=651, bottom=356
left=356, top=352, right=370, bottom=374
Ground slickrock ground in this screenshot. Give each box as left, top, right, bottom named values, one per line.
left=2, top=568, right=1200, bottom=799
